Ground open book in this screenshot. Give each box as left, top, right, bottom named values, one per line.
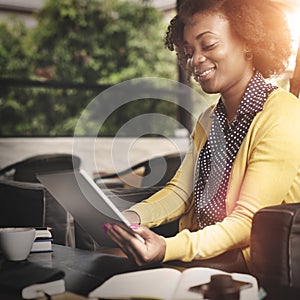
left=88, top=267, right=258, bottom=300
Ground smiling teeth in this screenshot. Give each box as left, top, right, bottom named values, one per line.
left=199, top=68, right=215, bottom=77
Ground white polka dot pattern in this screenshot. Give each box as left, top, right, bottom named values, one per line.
left=194, top=72, right=277, bottom=229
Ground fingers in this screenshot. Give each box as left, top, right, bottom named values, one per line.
left=130, top=224, right=153, bottom=240
left=104, top=224, right=146, bottom=265
left=114, top=225, right=148, bottom=265
left=130, top=225, right=166, bottom=264
left=105, top=224, right=144, bottom=248
left=104, top=223, right=166, bottom=266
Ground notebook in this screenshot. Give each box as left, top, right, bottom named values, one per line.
left=36, top=169, right=143, bottom=248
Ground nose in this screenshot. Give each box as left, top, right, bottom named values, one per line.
left=192, top=51, right=206, bottom=65
left=187, top=50, right=206, bottom=71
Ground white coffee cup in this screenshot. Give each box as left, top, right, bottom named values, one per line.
left=0, top=227, right=36, bottom=261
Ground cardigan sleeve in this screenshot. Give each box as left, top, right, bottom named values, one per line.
left=127, top=138, right=196, bottom=227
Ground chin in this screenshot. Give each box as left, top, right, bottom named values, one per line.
left=199, top=83, right=219, bottom=95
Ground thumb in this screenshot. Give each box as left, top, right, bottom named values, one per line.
left=130, top=224, right=153, bottom=240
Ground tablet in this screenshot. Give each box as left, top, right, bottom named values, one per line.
left=37, top=169, right=143, bottom=247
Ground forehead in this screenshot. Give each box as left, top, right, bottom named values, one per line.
left=183, top=12, right=231, bottom=41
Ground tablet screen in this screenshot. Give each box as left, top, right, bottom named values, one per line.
left=37, top=169, right=143, bottom=247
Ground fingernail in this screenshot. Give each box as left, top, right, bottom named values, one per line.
left=112, top=224, right=119, bottom=231
left=130, top=224, right=139, bottom=230
left=103, top=223, right=109, bottom=232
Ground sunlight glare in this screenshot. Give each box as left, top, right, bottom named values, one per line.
left=285, top=4, right=300, bottom=71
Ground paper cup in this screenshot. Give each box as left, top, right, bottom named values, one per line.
left=0, top=227, right=36, bottom=261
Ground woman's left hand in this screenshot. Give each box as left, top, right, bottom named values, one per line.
left=104, top=223, right=166, bottom=266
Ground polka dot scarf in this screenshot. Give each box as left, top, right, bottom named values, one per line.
left=194, top=72, right=277, bottom=229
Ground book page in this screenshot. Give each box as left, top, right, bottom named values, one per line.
left=174, top=267, right=258, bottom=300
left=88, top=267, right=258, bottom=300
left=174, top=267, right=224, bottom=300
left=35, top=229, right=52, bottom=239
left=88, top=268, right=181, bottom=300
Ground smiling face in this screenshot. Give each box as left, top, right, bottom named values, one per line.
left=183, top=12, right=254, bottom=98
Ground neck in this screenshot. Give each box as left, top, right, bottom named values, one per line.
left=221, top=69, right=255, bottom=122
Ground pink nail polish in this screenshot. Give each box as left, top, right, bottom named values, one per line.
left=130, top=224, right=139, bottom=230
left=103, top=223, right=109, bottom=232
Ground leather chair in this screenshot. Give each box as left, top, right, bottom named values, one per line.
left=0, top=179, right=69, bottom=246
left=0, top=153, right=81, bottom=246
left=0, top=153, right=81, bottom=183
left=250, top=203, right=300, bottom=299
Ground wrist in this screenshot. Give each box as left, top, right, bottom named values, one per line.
left=122, top=210, right=141, bottom=225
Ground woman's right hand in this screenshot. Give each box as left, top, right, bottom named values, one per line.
left=104, top=223, right=166, bottom=266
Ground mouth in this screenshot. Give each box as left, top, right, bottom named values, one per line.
left=194, top=67, right=216, bottom=81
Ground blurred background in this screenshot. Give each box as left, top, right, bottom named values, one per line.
left=0, top=0, right=299, bottom=176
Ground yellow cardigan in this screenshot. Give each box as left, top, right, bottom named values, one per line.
left=129, top=88, right=300, bottom=266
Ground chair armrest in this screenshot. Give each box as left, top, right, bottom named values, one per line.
left=250, top=203, right=300, bottom=290
left=94, top=161, right=146, bottom=180
left=94, top=165, right=146, bottom=189
left=0, top=178, right=45, bottom=189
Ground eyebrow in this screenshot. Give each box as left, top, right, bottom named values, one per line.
left=183, top=31, right=217, bottom=45
left=195, top=31, right=216, bottom=40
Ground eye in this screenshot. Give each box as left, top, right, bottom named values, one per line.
left=202, top=42, right=218, bottom=51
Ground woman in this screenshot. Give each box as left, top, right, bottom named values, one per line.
left=104, top=0, right=300, bottom=271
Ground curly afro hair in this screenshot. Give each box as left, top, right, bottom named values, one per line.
left=165, top=0, right=293, bottom=78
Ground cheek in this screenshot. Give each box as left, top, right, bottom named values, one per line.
left=218, top=47, right=239, bottom=64
left=217, top=49, right=246, bottom=76
left=228, top=45, right=246, bottom=65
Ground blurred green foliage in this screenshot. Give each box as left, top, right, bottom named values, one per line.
left=0, top=0, right=178, bottom=136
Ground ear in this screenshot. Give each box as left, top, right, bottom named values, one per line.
left=244, top=50, right=253, bottom=60
left=244, top=44, right=253, bottom=60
